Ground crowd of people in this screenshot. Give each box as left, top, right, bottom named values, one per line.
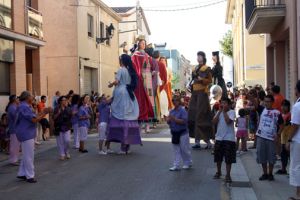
left=0, top=37, right=299, bottom=199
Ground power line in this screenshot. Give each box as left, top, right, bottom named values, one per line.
left=143, top=0, right=222, bottom=9
left=143, top=0, right=226, bottom=12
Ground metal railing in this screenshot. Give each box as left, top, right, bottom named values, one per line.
left=25, top=6, right=43, bottom=39
left=245, top=0, right=285, bottom=27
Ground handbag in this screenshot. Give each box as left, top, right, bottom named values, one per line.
left=171, top=129, right=187, bottom=144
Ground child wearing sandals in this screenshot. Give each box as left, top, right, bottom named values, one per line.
left=236, top=109, right=248, bottom=153
left=213, top=97, right=236, bottom=183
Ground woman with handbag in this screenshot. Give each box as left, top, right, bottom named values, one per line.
left=167, top=96, right=192, bottom=171
left=53, top=96, right=72, bottom=161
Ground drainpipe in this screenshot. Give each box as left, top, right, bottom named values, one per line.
left=98, top=5, right=102, bottom=94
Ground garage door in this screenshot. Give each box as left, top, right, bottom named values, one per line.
left=84, top=67, right=92, bottom=95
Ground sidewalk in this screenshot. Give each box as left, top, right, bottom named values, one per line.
left=238, top=146, right=295, bottom=200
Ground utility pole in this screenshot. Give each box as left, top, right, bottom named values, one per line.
left=136, top=0, right=140, bottom=35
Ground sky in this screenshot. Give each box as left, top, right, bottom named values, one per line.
left=102, top=0, right=231, bottom=65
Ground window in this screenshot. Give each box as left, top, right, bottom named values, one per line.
left=87, top=14, right=94, bottom=38
left=0, top=62, right=10, bottom=95
left=100, top=22, right=104, bottom=39
left=0, top=0, right=12, bottom=29
left=105, top=25, right=110, bottom=46
left=0, top=38, right=14, bottom=62
left=26, top=0, right=32, bottom=7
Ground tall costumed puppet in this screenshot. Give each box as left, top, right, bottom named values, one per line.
left=212, top=51, right=228, bottom=98
left=131, top=36, right=155, bottom=131
left=188, top=51, right=213, bottom=149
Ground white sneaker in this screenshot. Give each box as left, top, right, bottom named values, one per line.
left=98, top=150, right=107, bottom=155
left=182, top=165, right=192, bottom=170
left=66, top=153, right=71, bottom=159
left=169, top=166, right=180, bottom=171
left=118, top=151, right=126, bottom=155
left=106, top=149, right=114, bottom=154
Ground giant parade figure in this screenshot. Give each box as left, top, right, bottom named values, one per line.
left=131, top=36, right=155, bottom=133
left=188, top=51, right=213, bottom=149
left=212, top=51, right=228, bottom=98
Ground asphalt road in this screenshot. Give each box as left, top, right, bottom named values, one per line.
left=0, top=125, right=229, bottom=200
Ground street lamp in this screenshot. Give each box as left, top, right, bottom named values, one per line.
left=79, top=56, right=90, bottom=94
left=96, top=23, right=115, bottom=44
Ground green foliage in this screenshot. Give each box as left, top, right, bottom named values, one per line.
left=171, top=73, right=180, bottom=89
left=219, top=30, right=233, bottom=57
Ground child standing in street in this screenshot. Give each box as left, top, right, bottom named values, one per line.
left=236, top=108, right=248, bottom=153
left=276, top=99, right=291, bottom=175
left=167, top=96, right=192, bottom=171
left=256, top=95, right=283, bottom=181
left=97, top=96, right=113, bottom=155
left=213, top=97, right=236, bottom=183
left=78, top=95, right=91, bottom=153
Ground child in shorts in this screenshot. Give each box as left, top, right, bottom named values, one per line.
left=256, top=95, right=283, bottom=181
left=213, top=97, right=236, bottom=183
left=97, top=96, right=113, bottom=155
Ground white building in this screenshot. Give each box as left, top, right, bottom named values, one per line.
left=111, top=5, right=151, bottom=54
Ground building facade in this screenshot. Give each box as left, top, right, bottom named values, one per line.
left=245, top=0, right=300, bottom=101
left=0, top=0, right=121, bottom=114
left=180, top=55, right=192, bottom=91
left=0, top=0, right=45, bottom=112
left=226, top=0, right=266, bottom=88
left=77, top=0, right=121, bottom=96
left=154, top=43, right=192, bottom=90
left=111, top=5, right=151, bottom=54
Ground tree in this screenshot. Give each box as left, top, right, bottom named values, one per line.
left=219, top=30, right=233, bottom=57
left=171, top=73, right=180, bottom=89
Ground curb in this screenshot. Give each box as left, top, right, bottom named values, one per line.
left=230, top=156, right=258, bottom=200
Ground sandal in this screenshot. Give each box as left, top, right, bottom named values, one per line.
left=213, top=172, right=221, bottom=179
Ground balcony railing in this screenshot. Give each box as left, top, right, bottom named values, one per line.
left=245, top=0, right=286, bottom=34
left=26, top=6, right=43, bottom=39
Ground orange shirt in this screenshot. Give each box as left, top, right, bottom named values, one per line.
left=37, top=101, right=46, bottom=113
left=272, top=94, right=285, bottom=112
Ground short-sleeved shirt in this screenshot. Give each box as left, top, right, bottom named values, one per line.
left=215, top=110, right=236, bottom=142
left=272, top=94, right=285, bottom=112
left=7, top=104, right=17, bottom=134
left=281, top=112, right=291, bottom=144
left=37, top=101, right=45, bottom=113
left=98, top=102, right=110, bottom=123
left=15, top=101, right=37, bottom=142
left=291, top=98, right=300, bottom=143
left=78, top=105, right=90, bottom=128
left=54, top=107, right=72, bottom=132
left=256, top=108, right=282, bottom=141
left=168, top=106, right=188, bottom=132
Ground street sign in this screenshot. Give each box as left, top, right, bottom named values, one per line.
left=226, top=82, right=233, bottom=88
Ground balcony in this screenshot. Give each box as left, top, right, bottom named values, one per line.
left=246, top=0, right=286, bottom=34
left=26, top=6, right=43, bottom=40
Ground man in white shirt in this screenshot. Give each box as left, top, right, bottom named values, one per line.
left=212, top=97, right=236, bottom=183
left=288, top=80, right=300, bottom=200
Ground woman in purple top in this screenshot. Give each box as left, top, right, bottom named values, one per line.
left=167, top=96, right=192, bottom=171
left=53, top=96, right=72, bottom=160
left=71, top=94, right=80, bottom=149
left=15, top=91, right=51, bottom=183
left=78, top=95, right=91, bottom=153
left=6, top=95, right=20, bottom=165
